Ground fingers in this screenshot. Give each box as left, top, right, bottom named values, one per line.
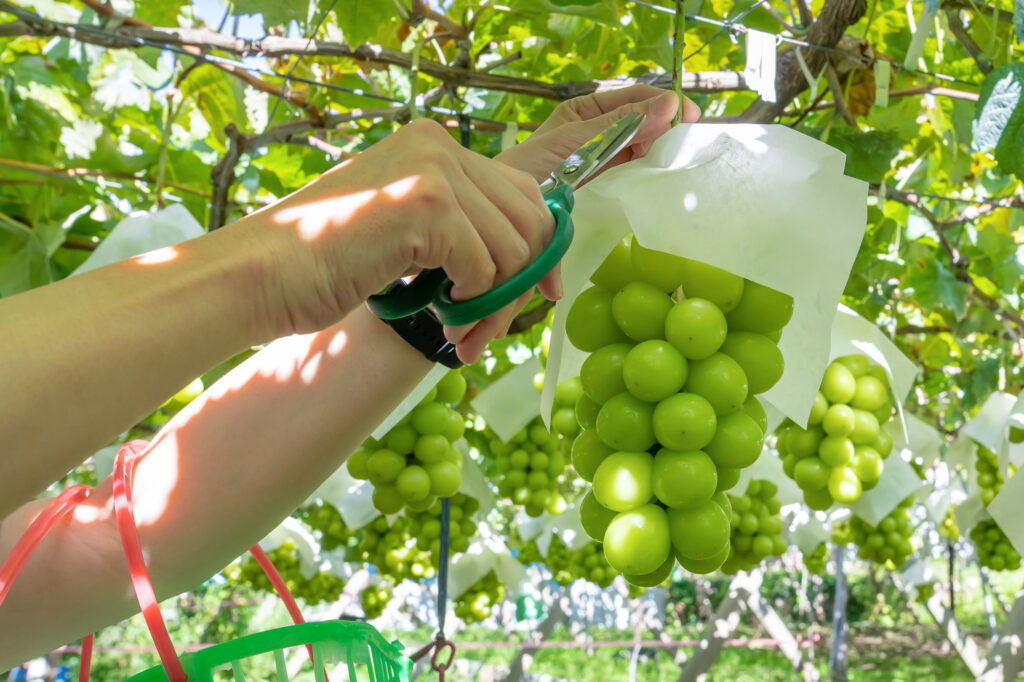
left=463, top=155, right=555, bottom=268
left=416, top=180, right=496, bottom=304
left=452, top=290, right=535, bottom=364
left=448, top=176, right=531, bottom=301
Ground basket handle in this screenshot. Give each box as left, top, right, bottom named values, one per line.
left=0, top=484, right=95, bottom=681
left=112, top=440, right=189, bottom=682
left=114, top=441, right=327, bottom=681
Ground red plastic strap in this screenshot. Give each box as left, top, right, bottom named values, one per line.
left=112, top=440, right=187, bottom=682
left=79, top=634, right=93, bottom=682
left=0, top=485, right=92, bottom=608
left=248, top=544, right=324, bottom=678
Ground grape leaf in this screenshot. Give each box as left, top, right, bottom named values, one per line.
left=973, top=63, right=1024, bottom=181
left=817, top=129, right=901, bottom=183
left=0, top=215, right=52, bottom=296
left=233, top=0, right=309, bottom=28
left=905, top=259, right=969, bottom=318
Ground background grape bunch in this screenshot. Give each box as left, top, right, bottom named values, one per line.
left=721, top=480, right=787, bottom=574
left=454, top=570, right=506, bottom=623
left=776, top=354, right=894, bottom=510
left=517, top=533, right=619, bottom=588
left=976, top=444, right=1015, bottom=506
left=359, top=580, right=393, bottom=619
left=970, top=444, right=1021, bottom=571
left=485, top=417, right=570, bottom=517
left=347, top=370, right=468, bottom=514
left=566, top=237, right=793, bottom=578
left=844, top=497, right=916, bottom=569
left=912, top=581, right=935, bottom=604
left=803, top=542, right=829, bottom=575
left=225, top=541, right=347, bottom=605
left=970, top=520, right=1021, bottom=572
left=938, top=507, right=960, bottom=541
left=406, top=492, right=480, bottom=559
left=354, top=516, right=435, bottom=582
left=299, top=500, right=354, bottom=552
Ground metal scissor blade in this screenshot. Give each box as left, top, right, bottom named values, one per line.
left=543, top=111, right=646, bottom=191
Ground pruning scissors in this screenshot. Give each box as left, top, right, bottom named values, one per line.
left=366, top=112, right=647, bottom=327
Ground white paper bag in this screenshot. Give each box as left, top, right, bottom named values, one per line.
left=448, top=537, right=526, bottom=600
left=71, top=204, right=204, bottom=276
left=986, top=468, right=1024, bottom=556
left=470, top=357, right=543, bottom=442
left=540, top=124, right=868, bottom=427
left=735, top=447, right=804, bottom=507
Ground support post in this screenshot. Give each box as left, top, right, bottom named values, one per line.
left=500, top=592, right=567, bottom=682
left=920, top=593, right=984, bottom=677
left=677, top=571, right=763, bottom=682
left=978, top=587, right=1024, bottom=681
left=745, top=587, right=820, bottom=681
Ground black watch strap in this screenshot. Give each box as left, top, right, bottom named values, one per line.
left=374, top=301, right=464, bottom=369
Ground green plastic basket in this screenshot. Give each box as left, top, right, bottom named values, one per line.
left=125, top=621, right=411, bottom=682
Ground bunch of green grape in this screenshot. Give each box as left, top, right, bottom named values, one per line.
left=721, top=480, right=787, bottom=574
left=567, top=237, right=792, bottom=578
left=348, top=370, right=467, bottom=514
left=976, top=444, right=1016, bottom=506
left=406, top=492, right=479, bottom=560
left=971, top=520, right=1021, bottom=571
left=359, top=580, right=393, bottom=619
left=486, top=417, right=570, bottom=517
left=913, top=581, right=935, bottom=604
left=847, top=497, right=916, bottom=568
left=939, top=507, right=960, bottom=541
left=776, top=354, right=894, bottom=510
left=354, top=516, right=435, bottom=582
left=225, top=541, right=346, bottom=605
left=454, top=570, right=505, bottom=623
left=803, top=542, right=829, bottom=575
left=298, top=500, right=355, bottom=553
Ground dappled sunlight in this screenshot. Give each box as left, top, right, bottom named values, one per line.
left=133, top=246, right=179, bottom=265
left=132, top=433, right=181, bottom=527
left=272, top=189, right=378, bottom=240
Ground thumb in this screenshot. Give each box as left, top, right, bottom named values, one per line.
left=575, top=91, right=681, bottom=150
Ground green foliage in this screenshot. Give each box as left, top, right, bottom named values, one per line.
left=974, top=63, right=1024, bottom=181
left=3, top=1, right=1024, bottom=674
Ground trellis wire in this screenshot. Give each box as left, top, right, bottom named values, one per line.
left=629, top=0, right=982, bottom=88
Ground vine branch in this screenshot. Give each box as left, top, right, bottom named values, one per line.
left=0, top=6, right=749, bottom=100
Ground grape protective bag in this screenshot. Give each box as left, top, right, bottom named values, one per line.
left=735, top=445, right=804, bottom=506
left=540, top=124, right=867, bottom=427
left=986, top=467, right=1024, bottom=556
left=790, top=514, right=831, bottom=554
left=470, top=357, right=543, bottom=442
left=961, top=391, right=1020, bottom=476
left=513, top=498, right=590, bottom=557
left=448, top=537, right=526, bottom=600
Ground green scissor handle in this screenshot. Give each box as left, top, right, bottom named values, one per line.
left=367, top=184, right=575, bottom=326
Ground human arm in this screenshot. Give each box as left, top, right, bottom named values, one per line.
left=0, top=118, right=554, bottom=518
left=0, top=305, right=432, bottom=670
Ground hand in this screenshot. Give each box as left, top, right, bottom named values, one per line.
left=242, top=118, right=558, bottom=360
left=446, top=87, right=700, bottom=360
left=496, top=85, right=701, bottom=184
